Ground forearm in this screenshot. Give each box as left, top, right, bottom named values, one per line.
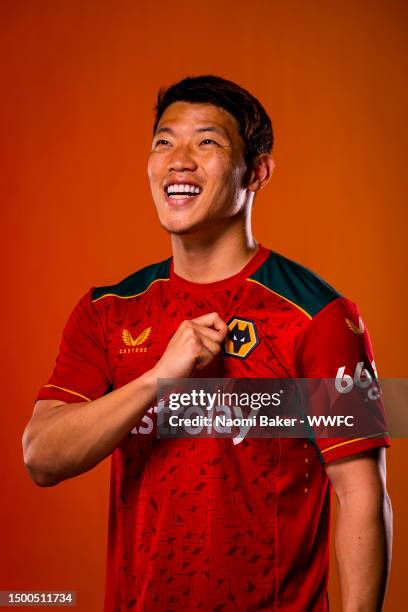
left=335, top=489, right=392, bottom=612
left=23, top=369, right=158, bottom=486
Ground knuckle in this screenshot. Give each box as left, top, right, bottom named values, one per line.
left=187, top=336, right=200, bottom=351
left=186, top=327, right=198, bottom=341
left=182, top=323, right=196, bottom=337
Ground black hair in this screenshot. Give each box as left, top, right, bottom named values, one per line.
left=153, top=75, right=273, bottom=165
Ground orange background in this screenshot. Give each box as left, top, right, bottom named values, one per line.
left=1, top=1, right=407, bottom=610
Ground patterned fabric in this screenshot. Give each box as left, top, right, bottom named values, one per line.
left=36, top=245, right=389, bottom=611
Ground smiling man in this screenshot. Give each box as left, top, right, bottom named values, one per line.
left=23, top=75, right=392, bottom=611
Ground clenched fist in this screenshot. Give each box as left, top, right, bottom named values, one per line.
left=152, top=312, right=228, bottom=379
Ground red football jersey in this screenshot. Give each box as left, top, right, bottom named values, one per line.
left=36, top=245, right=389, bottom=611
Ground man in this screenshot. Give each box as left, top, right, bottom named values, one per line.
left=23, top=75, right=392, bottom=611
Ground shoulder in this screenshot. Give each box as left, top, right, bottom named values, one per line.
left=90, top=256, right=172, bottom=303
left=249, top=250, right=342, bottom=319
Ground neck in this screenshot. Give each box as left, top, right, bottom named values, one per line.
left=171, top=207, right=258, bottom=283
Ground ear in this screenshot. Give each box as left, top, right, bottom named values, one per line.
left=246, top=154, right=275, bottom=192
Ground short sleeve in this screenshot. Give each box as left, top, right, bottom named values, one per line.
left=295, top=297, right=390, bottom=463
left=35, top=288, right=111, bottom=404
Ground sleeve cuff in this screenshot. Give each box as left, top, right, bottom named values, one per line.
left=320, top=435, right=390, bottom=464
left=35, top=384, right=92, bottom=404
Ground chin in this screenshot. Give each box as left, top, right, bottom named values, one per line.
left=161, top=224, right=198, bottom=236
left=159, top=217, right=208, bottom=236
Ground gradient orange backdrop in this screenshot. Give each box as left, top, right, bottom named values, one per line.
left=1, top=1, right=407, bottom=610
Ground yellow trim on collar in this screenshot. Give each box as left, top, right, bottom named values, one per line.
left=91, top=277, right=170, bottom=303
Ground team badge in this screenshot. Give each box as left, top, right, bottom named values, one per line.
left=223, top=317, right=259, bottom=359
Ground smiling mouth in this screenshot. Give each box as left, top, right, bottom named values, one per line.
left=165, top=183, right=202, bottom=201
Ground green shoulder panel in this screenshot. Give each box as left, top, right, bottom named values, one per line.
left=249, top=251, right=341, bottom=318
left=91, top=257, right=172, bottom=302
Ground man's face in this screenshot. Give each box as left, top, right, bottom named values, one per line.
left=147, top=101, right=249, bottom=235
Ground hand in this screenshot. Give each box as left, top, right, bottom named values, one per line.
left=152, top=312, right=228, bottom=379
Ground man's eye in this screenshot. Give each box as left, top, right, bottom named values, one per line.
left=155, top=139, right=171, bottom=146
left=200, top=139, right=218, bottom=146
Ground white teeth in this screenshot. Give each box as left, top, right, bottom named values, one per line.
left=166, top=183, right=201, bottom=195
left=169, top=194, right=192, bottom=200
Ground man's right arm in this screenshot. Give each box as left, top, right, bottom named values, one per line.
left=22, top=312, right=227, bottom=487
left=22, top=369, right=158, bottom=487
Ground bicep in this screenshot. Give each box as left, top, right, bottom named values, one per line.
left=326, top=447, right=387, bottom=503
left=23, top=399, right=69, bottom=444
left=32, top=399, right=68, bottom=417
left=22, top=399, right=67, bottom=461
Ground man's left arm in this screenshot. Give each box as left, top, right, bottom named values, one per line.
left=326, top=447, right=393, bottom=612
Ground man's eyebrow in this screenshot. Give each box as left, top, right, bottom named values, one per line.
left=195, top=126, right=229, bottom=138
left=154, top=125, right=231, bottom=140
left=154, top=127, right=175, bottom=136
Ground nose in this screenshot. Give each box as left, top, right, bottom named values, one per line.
left=167, top=143, right=198, bottom=173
